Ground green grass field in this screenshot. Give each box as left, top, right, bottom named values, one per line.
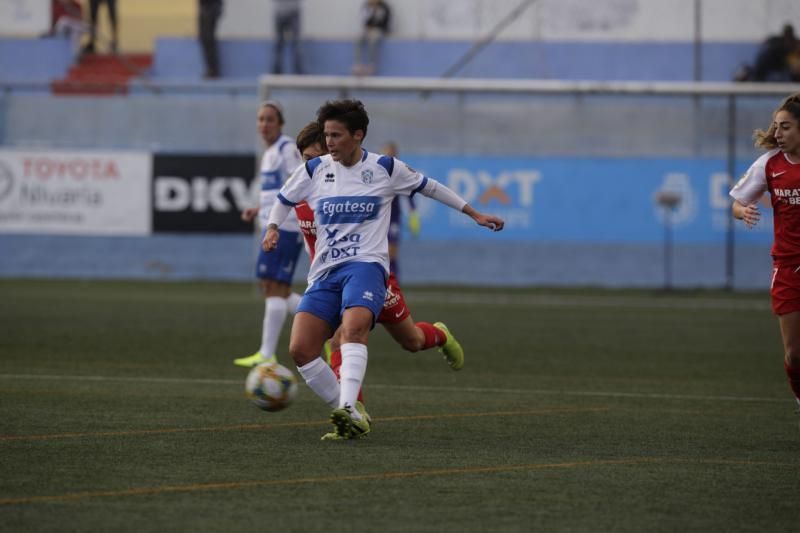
left=1, top=279, right=797, bottom=532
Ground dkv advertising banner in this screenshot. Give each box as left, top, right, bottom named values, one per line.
left=406, top=155, right=773, bottom=244
left=0, top=149, right=151, bottom=235
left=152, top=154, right=256, bottom=233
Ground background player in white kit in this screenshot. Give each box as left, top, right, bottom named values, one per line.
left=234, top=101, right=305, bottom=368
left=263, top=99, right=505, bottom=440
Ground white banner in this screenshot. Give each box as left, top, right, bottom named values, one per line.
left=0, top=149, right=152, bottom=235
left=0, top=0, right=50, bottom=36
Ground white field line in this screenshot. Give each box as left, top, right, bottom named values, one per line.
left=0, top=373, right=787, bottom=404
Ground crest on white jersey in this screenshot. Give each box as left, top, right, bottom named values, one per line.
left=361, top=169, right=373, bottom=184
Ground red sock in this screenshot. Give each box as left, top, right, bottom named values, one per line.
left=329, top=349, right=363, bottom=403
left=784, top=360, right=800, bottom=402
left=330, top=350, right=342, bottom=380
left=416, top=322, right=446, bottom=349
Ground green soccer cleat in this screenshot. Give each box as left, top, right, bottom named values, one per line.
left=323, top=340, right=333, bottom=365
left=355, top=400, right=372, bottom=425
left=433, top=322, right=464, bottom=371
left=323, top=402, right=371, bottom=441
left=233, top=351, right=276, bottom=368
left=329, top=405, right=370, bottom=440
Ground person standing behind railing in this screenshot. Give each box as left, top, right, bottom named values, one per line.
left=271, top=0, right=304, bottom=74
left=82, top=0, right=118, bottom=55
left=352, top=0, right=391, bottom=76
left=734, top=24, right=800, bottom=82
left=49, top=0, right=86, bottom=58
left=198, top=0, right=223, bottom=79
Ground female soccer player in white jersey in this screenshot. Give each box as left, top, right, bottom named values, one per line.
left=730, top=91, right=800, bottom=415
left=233, top=101, right=305, bottom=369
left=293, top=121, right=468, bottom=437
left=263, top=100, right=505, bottom=440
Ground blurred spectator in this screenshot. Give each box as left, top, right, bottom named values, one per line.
left=381, top=141, right=420, bottom=279
left=82, top=0, right=118, bottom=55
left=199, top=0, right=223, bottom=79
left=352, top=0, right=391, bottom=76
left=735, top=24, right=800, bottom=82
left=49, top=0, right=86, bottom=56
left=272, top=0, right=304, bottom=74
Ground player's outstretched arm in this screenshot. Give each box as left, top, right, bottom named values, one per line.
left=415, top=177, right=503, bottom=231
left=462, top=204, right=504, bottom=232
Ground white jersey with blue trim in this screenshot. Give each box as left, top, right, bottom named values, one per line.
left=277, top=149, right=426, bottom=283
left=258, top=133, right=302, bottom=232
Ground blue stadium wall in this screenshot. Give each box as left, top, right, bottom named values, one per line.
left=0, top=36, right=759, bottom=82
left=152, top=38, right=754, bottom=81
left=0, top=153, right=773, bottom=289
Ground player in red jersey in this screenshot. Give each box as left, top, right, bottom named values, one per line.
left=293, top=121, right=463, bottom=415
left=730, top=91, right=800, bottom=415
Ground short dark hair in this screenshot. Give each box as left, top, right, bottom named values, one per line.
left=316, top=99, right=369, bottom=139
left=295, top=121, right=324, bottom=153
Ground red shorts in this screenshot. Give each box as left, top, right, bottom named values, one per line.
left=770, top=264, right=800, bottom=315
left=377, top=272, right=410, bottom=325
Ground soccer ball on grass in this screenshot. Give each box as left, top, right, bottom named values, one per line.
left=245, top=362, right=298, bottom=412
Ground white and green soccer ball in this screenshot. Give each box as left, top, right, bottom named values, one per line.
left=245, top=362, right=298, bottom=412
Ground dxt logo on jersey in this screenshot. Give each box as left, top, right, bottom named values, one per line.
left=317, top=196, right=381, bottom=224
left=319, top=228, right=363, bottom=264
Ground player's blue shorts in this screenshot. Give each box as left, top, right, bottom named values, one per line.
left=256, top=229, right=303, bottom=283
left=297, top=261, right=388, bottom=331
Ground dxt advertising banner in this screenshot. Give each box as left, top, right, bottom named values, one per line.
left=405, top=155, right=772, bottom=245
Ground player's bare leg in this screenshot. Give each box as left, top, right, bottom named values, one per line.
left=234, top=279, right=300, bottom=367
left=778, top=312, right=800, bottom=417
left=291, top=312, right=340, bottom=409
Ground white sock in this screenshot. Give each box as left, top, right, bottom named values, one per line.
left=260, top=296, right=288, bottom=356
left=297, top=357, right=340, bottom=407
left=286, top=292, right=302, bottom=315
left=339, top=343, right=368, bottom=419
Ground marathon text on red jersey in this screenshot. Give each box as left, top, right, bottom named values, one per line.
left=766, top=151, right=800, bottom=265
